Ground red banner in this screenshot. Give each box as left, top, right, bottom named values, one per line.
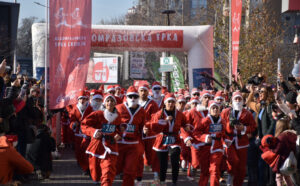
left=49, top=0, right=91, bottom=109
left=91, top=29, right=183, bottom=49
left=231, top=0, right=242, bottom=77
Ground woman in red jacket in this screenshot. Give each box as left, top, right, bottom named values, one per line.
left=81, top=94, right=121, bottom=186
left=186, top=100, right=226, bottom=186
left=149, top=93, right=189, bottom=186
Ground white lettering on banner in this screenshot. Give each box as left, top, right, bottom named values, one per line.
left=91, top=33, right=178, bottom=44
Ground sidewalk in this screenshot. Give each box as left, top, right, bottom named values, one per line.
left=24, top=148, right=247, bottom=186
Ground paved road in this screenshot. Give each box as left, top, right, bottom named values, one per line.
left=24, top=148, right=248, bottom=186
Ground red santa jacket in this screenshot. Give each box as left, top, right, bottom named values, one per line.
left=81, top=110, right=121, bottom=159
left=140, top=99, right=159, bottom=140
left=149, top=109, right=189, bottom=152
left=220, top=107, right=257, bottom=149
left=69, top=104, right=93, bottom=139
left=193, top=115, right=226, bottom=154
left=116, top=103, right=146, bottom=144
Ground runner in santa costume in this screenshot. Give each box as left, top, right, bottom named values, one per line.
left=106, top=85, right=122, bottom=105
left=191, top=88, right=200, bottom=98
left=115, top=86, right=147, bottom=186
left=148, top=93, right=190, bottom=186
left=60, top=105, right=73, bottom=148
left=186, top=100, right=226, bottom=186
left=196, top=90, right=211, bottom=118
left=69, top=91, right=93, bottom=174
left=90, top=90, right=104, bottom=111
left=214, top=91, right=225, bottom=110
left=115, top=84, right=125, bottom=101
left=220, top=91, right=256, bottom=186
left=136, top=84, right=160, bottom=185
left=151, top=81, right=164, bottom=109
left=184, top=95, right=204, bottom=170
left=81, top=94, right=122, bottom=185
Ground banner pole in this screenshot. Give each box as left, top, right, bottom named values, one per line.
left=229, top=0, right=232, bottom=85
left=44, top=0, right=48, bottom=124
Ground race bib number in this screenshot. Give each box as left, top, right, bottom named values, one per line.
left=163, top=136, right=176, bottom=145
left=209, top=123, right=223, bottom=133
left=126, top=124, right=136, bottom=133
left=101, top=124, right=116, bottom=134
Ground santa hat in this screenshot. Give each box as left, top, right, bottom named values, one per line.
left=208, top=100, right=220, bottom=111
left=115, top=84, right=121, bottom=90
left=164, top=93, right=176, bottom=104
left=152, top=81, right=161, bottom=90
left=161, top=86, right=168, bottom=96
left=214, top=91, right=224, bottom=101
left=177, top=95, right=186, bottom=103
left=90, top=89, right=97, bottom=96
left=92, top=90, right=103, bottom=100
left=177, top=88, right=185, bottom=96
left=200, top=90, right=211, bottom=99
left=126, top=86, right=139, bottom=96
left=78, top=90, right=88, bottom=99
left=184, top=91, right=191, bottom=98
left=106, top=85, right=115, bottom=93
left=191, top=88, right=200, bottom=95
left=103, top=94, right=116, bottom=103
left=261, top=134, right=277, bottom=148
left=138, top=84, right=150, bottom=91
left=232, top=91, right=243, bottom=100
left=189, top=96, right=200, bottom=104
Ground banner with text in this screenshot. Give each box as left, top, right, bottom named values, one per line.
left=231, top=0, right=242, bottom=77
left=49, top=0, right=91, bottom=109
left=86, top=57, right=118, bottom=84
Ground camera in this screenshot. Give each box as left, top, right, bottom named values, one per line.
left=229, top=114, right=240, bottom=128
left=247, top=75, right=264, bottom=86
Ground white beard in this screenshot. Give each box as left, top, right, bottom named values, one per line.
left=232, top=101, right=243, bottom=111
left=104, top=109, right=118, bottom=123
left=153, top=91, right=161, bottom=99
left=91, top=100, right=102, bottom=111
left=77, top=102, right=88, bottom=111
left=196, top=104, right=207, bottom=112
left=127, top=98, right=138, bottom=108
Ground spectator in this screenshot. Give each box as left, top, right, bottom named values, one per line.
left=26, top=124, right=56, bottom=180
left=0, top=123, right=34, bottom=184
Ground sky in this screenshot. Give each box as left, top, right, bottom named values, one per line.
left=2, top=0, right=136, bottom=24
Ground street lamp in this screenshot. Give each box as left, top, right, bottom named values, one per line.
left=161, top=2, right=176, bottom=91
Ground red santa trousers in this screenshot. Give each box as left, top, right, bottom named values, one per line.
left=89, top=155, right=101, bottom=182
left=226, top=145, right=248, bottom=186
left=74, top=136, right=90, bottom=171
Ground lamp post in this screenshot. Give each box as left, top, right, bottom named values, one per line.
left=161, top=4, right=176, bottom=91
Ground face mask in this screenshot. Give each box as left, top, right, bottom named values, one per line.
left=232, top=101, right=243, bottom=111
left=77, top=101, right=88, bottom=111
left=153, top=90, right=161, bottom=99
left=127, top=98, right=138, bottom=108
left=91, top=99, right=102, bottom=111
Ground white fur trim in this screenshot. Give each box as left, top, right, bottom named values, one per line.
left=93, top=94, right=103, bottom=100
left=184, top=136, right=192, bottom=144
left=232, top=94, right=242, bottom=100
left=107, top=87, right=115, bottom=93
left=104, top=95, right=116, bottom=103
left=126, top=92, right=139, bottom=96
left=78, top=96, right=87, bottom=100
left=241, top=126, right=247, bottom=135
left=152, top=85, right=161, bottom=89
left=93, top=129, right=100, bottom=138
left=205, top=135, right=210, bottom=143
left=104, top=109, right=118, bottom=123
left=138, top=86, right=148, bottom=91
left=214, top=96, right=224, bottom=101
left=158, top=119, right=167, bottom=125
left=164, top=97, right=176, bottom=104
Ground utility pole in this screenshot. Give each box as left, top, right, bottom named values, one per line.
left=13, top=0, right=17, bottom=74
left=44, top=0, right=48, bottom=124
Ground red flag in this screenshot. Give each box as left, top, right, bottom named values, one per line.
left=231, top=0, right=242, bottom=77
left=49, top=0, right=91, bottom=109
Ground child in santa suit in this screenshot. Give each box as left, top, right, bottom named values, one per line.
left=81, top=94, right=121, bottom=186
left=115, top=86, right=147, bottom=186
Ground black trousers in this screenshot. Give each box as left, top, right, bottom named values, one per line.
left=156, top=147, right=181, bottom=183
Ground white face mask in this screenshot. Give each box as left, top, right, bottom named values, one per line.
left=91, top=99, right=102, bottom=111
left=77, top=101, right=88, bottom=111
left=153, top=90, right=161, bottom=99
left=127, top=98, right=138, bottom=108
left=232, top=101, right=243, bottom=111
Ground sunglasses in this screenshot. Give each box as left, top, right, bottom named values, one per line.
left=178, top=102, right=186, bottom=104
left=259, top=90, right=266, bottom=94
left=153, top=87, right=161, bottom=91
left=203, top=96, right=210, bottom=99
left=193, top=93, right=200, bottom=96
left=127, top=95, right=139, bottom=99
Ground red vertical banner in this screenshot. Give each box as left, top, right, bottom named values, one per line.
left=49, top=0, right=91, bottom=109
left=231, top=0, right=242, bottom=77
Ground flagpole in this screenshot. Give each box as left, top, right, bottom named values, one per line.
left=229, top=0, right=232, bottom=85
left=44, top=0, right=48, bottom=124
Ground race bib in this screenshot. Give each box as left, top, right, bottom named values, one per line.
left=101, top=124, right=116, bottom=134
left=209, top=123, right=223, bottom=133
left=126, top=124, right=136, bottom=133
left=163, top=136, right=176, bottom=145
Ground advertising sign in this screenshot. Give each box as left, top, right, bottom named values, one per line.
left=192, top=68, right=213, bottom=89
left=86, top=57, right=118, bottom=84
left=130, top=52, right=147, bottom=79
